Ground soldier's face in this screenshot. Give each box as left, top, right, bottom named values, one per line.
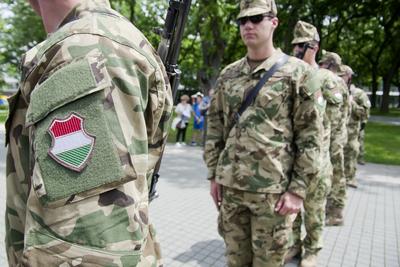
left=240, top=14, right=278, bottom=50
left=292, top=43, right=305, bottom=59
left=342, top=74, right=352, bottom=85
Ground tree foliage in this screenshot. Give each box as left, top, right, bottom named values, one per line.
left=0, top=0, right=399, bottom=111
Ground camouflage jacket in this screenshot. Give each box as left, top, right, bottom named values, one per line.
left=327, top=74, right=349, bottom=146
left=305, top=67, right=344, bottom=177
left=348, top=84, right=371, bottom=125
left=204, top=49, right=324, bottom=199
left=5, top=0, right=172, bottom=266
left=307, top=67, right=343, bottom=150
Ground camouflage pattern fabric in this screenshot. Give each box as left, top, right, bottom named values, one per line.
left=292, top=67, right=341, bottom=253
left=218, top=187, right=293, bottom=267
left=291, top=20, right=320, bottom=44
left=204, top=48, right=324, bottom=266
left=237, top=0, right=278, bottom=19
left=5, top=1, right=172, bottom=266
left=344, top=85, right=371, bottom=183
left=204, top=49, right=323, bottom=198
left=318, top=50, right=342, bottom=68
left=326, top=75, right=350, bottom=211
left=358, top=128, right=366, bottom=162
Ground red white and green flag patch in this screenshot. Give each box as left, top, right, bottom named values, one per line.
left=48, top=113, right=95, bottom=172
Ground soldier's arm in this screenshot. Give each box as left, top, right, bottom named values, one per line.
left=340, top=81, right=351, bottom=125
left=359, top=91, right=371, bottom=122
left=288, top=69, right=324, bottom=199
left=5, top=96, right=31, bottom=266
left=145, top=56, right=173, bottom=173
left=350, top=96, right=366, bottom=120
left=204, top=77, right=225, bottom=180
left=5, top=147, right=27, bottom=266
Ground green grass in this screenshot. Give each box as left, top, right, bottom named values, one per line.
left=167, top=117, right=194, bottom=143
left=370, top=108, right=400, bottom=117
left=0, top=109, right=8, bottom=123
left=364, top=122, right=400, bottom=165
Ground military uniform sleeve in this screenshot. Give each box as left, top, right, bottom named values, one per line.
left=5, top=95, right=31, bottom=266
left=5, top=146, right=27, bottom=266
left=340, top=81, right=351, bottom=125
left=145, top=56, right=173, bottom=174
left=350, top=99, right=365, bottom=120
left=288, top=69, right=324, bottom=199
left=204, top=77, right=225, bottom=180
left=353, top=90, right=371, bottom=122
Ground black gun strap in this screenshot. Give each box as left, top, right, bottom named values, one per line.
left=235, top=53, right=290, bottom=122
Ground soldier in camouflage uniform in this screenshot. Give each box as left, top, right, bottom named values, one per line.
left=204, top=1, right=324, bottom=266
left=287, top=21, right=344, bottom=267
left=339, top=65, right=371, bottom=188
left=5, top=0, right=172, bottom=266
left=358, top=124, right=367, bottom=165
left=318, top=50, right=350, bottom=226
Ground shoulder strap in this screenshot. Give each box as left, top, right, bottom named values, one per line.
left=233, top=53, right=289, bottom=123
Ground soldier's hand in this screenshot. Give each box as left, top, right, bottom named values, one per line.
left=210, top=179, right=222, bottom=210
left=274, top=192, right=303, bottom=215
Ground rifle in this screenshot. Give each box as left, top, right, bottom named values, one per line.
left=149, top=0, right=192, bottom=201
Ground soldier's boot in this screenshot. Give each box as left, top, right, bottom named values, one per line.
left=325, top=208, right=344, bottom=226
left=347, top=179, right=358, bottom=188
left=284, top=243, right=302, bottom=263
left=300, top=252, right=318, bottom=267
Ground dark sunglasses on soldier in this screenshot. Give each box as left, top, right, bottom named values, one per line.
left=237, top=14, right=272, bottom=26
left=294, top=43, right=306, bottom=48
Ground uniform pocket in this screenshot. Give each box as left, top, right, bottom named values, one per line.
left=26, top=57, right=128, bottom=207
left=24, top=230, right=142, bottom=267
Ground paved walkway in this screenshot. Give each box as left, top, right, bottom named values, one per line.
left=1, top=124, right=400, bottom=266
left=152, top=145, right=400, bottom=267
left=369, top=115, right=400, bottom=126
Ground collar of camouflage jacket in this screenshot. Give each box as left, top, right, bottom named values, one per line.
left=242, top=48, right=285, bottom=75
left=58, top=0, right=112, bottom=30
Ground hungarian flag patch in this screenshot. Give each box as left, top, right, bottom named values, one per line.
left=48, top=113, right=95, bottom=172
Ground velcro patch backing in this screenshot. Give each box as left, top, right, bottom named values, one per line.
left=28, top=58, right=125, bottom=206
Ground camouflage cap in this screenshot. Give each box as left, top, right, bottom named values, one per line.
left=292, top=20, right=320, bottom=44
left=338, top=65, right=354, bottom=76
left=318, top=50, right=342, bottom=67
left=237, top=0, right=277, bottom=19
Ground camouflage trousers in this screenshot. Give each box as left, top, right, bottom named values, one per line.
left=358, top=128, right=365, bottom=163
left=327, top=126, right=347, bottom=210
left=344, top=124, right=361, bottom=183
left=292, top=153, right=331, bottom=253
left=218, top=187, right=292, bottom=267
left=292, top=176, right=330, bottom=253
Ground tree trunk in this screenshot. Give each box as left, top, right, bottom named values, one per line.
left=380, top=49, right=400, bottom=112
left=397, top=86, right=400, bottom=108
left=381, top=79, right=391, bottom=113
left=197, top=38, right=224, bottom=93
left=371, top=67, right=378, bottom=109
left=196, top=2, right=226, bottom=94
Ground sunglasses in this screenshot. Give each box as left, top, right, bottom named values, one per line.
left=237, top=14, right=272, bottom=26
left=294, top=43, right=306, bottom=48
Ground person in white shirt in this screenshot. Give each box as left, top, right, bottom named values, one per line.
left=175, top=94, right=193, bottom=145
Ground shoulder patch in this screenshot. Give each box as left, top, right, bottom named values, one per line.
left=48, top=113, right=95, bottom=172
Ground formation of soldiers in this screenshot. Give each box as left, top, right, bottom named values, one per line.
left=205, top=1, right=371, bottom=267
left=4, top=0, right=371, bottom=267
left=286, top=21, right=371, bottom=266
